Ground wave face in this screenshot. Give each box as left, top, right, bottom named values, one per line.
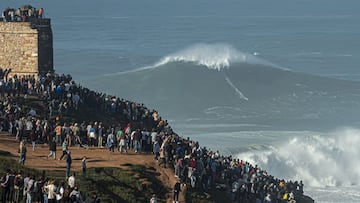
left=92, top=44, right=360, bottom=132
left=237, top=128, right=360, bottom=188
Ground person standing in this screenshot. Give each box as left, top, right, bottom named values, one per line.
left=30, top=130, right=36, bottom=151
left=55, top=181, right=65, bottom=203
left=44, top=180, right=56, bottom=203
left=22, top=174, right=30, bottom=202
left=134, top=129, right=142, bottom=153
left=47, top=137, right=56, bottom=160
left=1, top=170, right=10, bottom=203
left=141, top=129, right=149, bottom=152
left=69, top=187, right=83, bottom=203
left=88, top=125, right=96, bottom=147
left=65, top=151, right=72, bottom=178
left=25, top=119, right=33, bottom=141
left=7, top=170, right=15, bottom=203
left=34, top=176, right=44, bottom=203
left=55, top=123, right=62, bottom=146
left=173, top=180, right=181, bottom=203
left=16, top=117, right=24, bottom=141
left=63, top=185, right=71, bottom=203
left=97, top=122, right=104, bottom=148
left=107, top=130, right=115, bottom=154
left=59, top=141, right=68, bottom=160
left=25, top=175, right=35, bottom=203
left=118, top=129, right=127, bottom=153
left=153, top=140, right=160, bottom=161
left=68, top=173, right=75, bottom=191
left=82, top=156, right=87, bottom=178
left=19, top=140, right=27, bottom=165
left=38, top=8, right=44, bottom=19
left=13, top=171, right=23, bottom=203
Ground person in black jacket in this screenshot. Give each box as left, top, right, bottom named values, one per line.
left=66, top=151, right=72, bottom=178
left=47, top=137, right=56, bottom=160
left=1, top=169, right=10, bottom=203
left=173, top=180, right=181, bottom=203
left=7, top=170, right=15, bottom=203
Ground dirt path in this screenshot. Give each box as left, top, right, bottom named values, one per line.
left=0, top=132, right=185, bottom=203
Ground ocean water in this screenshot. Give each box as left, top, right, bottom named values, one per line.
left=2, top=0, right=360, bottom=202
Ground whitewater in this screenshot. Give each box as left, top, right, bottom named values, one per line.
left=4, top=0, right=360, bottom=202
left=238, top=129, right=360, bottom=202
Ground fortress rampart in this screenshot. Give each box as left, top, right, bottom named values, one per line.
left=0, top=18, right=53, bottom=78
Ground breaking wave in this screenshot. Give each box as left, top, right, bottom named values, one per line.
left=155, top=43, right=277, bottom=71
left=105, top=43, right=285, bottom=76
left=237, top=128, right=360, bottom=188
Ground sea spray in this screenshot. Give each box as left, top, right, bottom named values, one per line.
left=105, top=43, right=285, bottom=76
left=236, top=128, right=360, bottom=188
left=155, top=43, right=275, bottom=71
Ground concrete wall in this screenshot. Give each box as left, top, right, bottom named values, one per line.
left=0, top=19, right=53, bottom=78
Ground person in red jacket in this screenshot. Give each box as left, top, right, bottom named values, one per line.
left=38, top=8, right=44, bottom=18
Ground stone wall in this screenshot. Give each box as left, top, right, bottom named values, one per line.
left=35, top=19, right=54, bottom=75
left=0, top=19, right=53, bottom=78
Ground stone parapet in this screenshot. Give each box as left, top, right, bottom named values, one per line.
left=0, top=19, right=53, bottom=78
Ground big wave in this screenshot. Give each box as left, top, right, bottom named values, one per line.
left=106, top=43, right=282, bottom=76
left=95, top=43, right=360, bottom=133
left=237, top=128, right=360, bottom=188
left=155, top=43, right=279, bottom=71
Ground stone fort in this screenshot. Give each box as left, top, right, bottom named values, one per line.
left=0, top=18, right=53, bottom=78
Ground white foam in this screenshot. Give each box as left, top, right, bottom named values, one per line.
left=236, top=128, right=360, bottom=188
left=104, top=43, right=284, bottom=76
left=224, top=75, right=249, bottom=101
left=103, top=65, right=155, bottom=76
left=154, top=43, right=276, bottom=71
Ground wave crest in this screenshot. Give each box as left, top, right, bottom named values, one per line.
left=105, top=43, right=284, bottom=76
left=155, top=43, right=273, bottom=71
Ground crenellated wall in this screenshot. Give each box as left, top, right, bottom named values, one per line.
left=0, top=18, right=53, bottom=78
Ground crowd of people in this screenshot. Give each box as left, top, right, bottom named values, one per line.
left=0, top=168, right=100, bottom=203
left=0, top=67, right=308, bottom=203
left=1, top=5, right=44, bottom=22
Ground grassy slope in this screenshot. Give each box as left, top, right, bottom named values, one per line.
left=0, top=151, right=168, bottom=202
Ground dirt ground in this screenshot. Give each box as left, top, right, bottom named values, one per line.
left=0, top=132, right=185, bottom=203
